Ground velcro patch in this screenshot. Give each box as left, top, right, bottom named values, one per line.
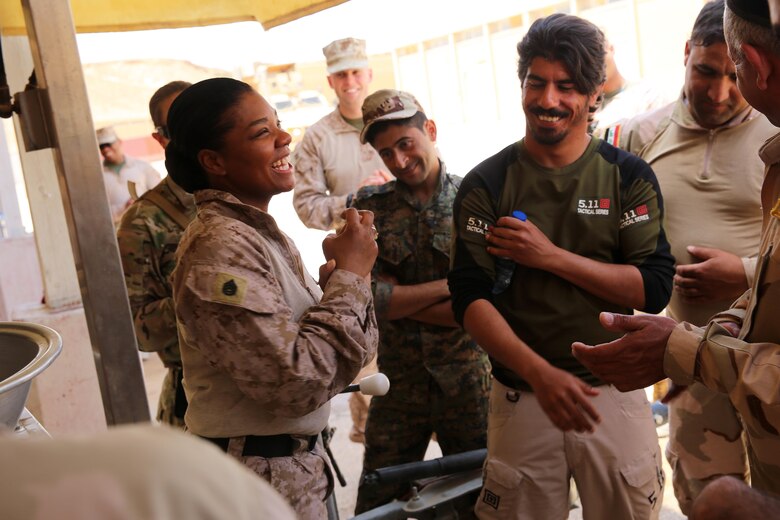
left=212, top=272, right=248, bottom=305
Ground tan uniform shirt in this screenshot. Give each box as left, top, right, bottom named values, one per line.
left=103, top=156, right=161, bottom=222
left=619, top=100, right=775, bottom=324
left=291, top=108, right=387, bottom=230
left=665, top=132, right=780, bottom=494
left=172, top=189, right=377, bottom=438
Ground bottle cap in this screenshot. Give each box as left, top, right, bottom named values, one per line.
left=512, top=210, right=527, bottom=221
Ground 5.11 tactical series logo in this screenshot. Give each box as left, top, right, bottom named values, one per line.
left=578, top=198, right=651, bottom=229
left=619, top=204, right=650, bottom=229
left=577, top=198, right=611, bottom=216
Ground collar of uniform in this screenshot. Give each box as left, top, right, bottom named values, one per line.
left=324, top=108, right=360, bottom=135
left=164, top=176, right=196, bottom=211
left=194, top=189, right=278, bottom=232
left=674, top=94, right=761, bottom=131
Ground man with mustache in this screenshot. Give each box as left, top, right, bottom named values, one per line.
left=604, top=1, right=776, bottom=514
left=448, top=13, right=675, bottom=519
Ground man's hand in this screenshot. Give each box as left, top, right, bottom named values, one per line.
left=486, top=216, right=559, bottom=269
left=675, top=246, right=748, bottom=302
left=317, top=259, right=336, bottom=290
left=526, top=363, right=601, bottom=433
left=322, top=208, right=378, bottom=278
left=571, top=312, right=677, bottom=391
left=358, top=169, right=394, bottom=188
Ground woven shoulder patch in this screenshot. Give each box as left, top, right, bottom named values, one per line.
left=212, top=272, right=248, bottom=305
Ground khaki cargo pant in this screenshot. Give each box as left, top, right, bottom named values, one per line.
left=476, top=380, right=664, bottom=520
left=666, top=382, right=749, bottom=516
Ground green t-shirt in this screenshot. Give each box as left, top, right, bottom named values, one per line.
left=449, top=138, right=674, bottom=390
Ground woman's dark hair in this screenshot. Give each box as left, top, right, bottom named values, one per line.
left=690, top=0, right=726, bottom=47
left=517, top=13, right=606, bottom=95
left=165, top=78, right=254, bottom=193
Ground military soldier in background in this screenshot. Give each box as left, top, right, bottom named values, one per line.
left=292, top=37, right=390, bottom=232
left=352, top=89, right=489, bottom=513
left=97, top=125, right=162, bottom=223
left=604, top=1, right=777, bottom=513
left=117, top=81, right=195, bottom=428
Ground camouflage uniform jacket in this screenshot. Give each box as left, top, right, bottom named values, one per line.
left=117, top=176, right=196, bottom=425
left=172, top=189, right=378, bottom=438
left=118, top=176, right=196, bottom=362
left=665, top=132, right=780, bottom=494
left=351, top=163, right=489, bottom=397
left=291, top=108, right=387, bottom=230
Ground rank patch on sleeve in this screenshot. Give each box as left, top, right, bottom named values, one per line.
left=212, top=272, right=248, bottom=305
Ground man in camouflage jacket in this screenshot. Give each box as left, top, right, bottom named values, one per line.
left=351, top=89, right=489, bottom=513
left=117, top=81, right=195, bottom=427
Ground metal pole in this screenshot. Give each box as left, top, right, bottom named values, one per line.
left=20, top=0, right=150, bottom=424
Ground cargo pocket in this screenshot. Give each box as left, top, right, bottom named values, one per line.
left=607, top=386, right=652, bottom=420
left=475, top=458, right=523, bottom=519
left=619, top=452, right=664, bottom=516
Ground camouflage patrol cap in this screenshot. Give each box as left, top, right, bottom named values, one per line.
left=726, top=0, right=772, bottom=28
left=96, top=126, right=118, bottom=145
left=360, top=89, right=425, bottom=143
left=323, top=37, right=369, bottom=75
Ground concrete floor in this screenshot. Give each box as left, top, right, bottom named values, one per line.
left=141, top=355, right=684, bottom=519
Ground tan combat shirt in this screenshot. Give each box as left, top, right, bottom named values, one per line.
left=291, top=108, right=387, bottom=230
left=172, top=189, right=378, bottom=438
left=619, top=100, right=775, bottom=325
left=665, top=132, right=780, bottom=494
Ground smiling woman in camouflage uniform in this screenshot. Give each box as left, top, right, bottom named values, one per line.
left=164, top=78, right=379, bottom=518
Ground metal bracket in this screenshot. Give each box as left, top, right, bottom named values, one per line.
left=15, top=86, right=56, bottom=151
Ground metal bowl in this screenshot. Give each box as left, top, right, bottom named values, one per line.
left=0, top=322, right=62, bottom=430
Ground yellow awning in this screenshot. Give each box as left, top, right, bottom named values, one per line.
left=0, top=0, right=348, bottom=35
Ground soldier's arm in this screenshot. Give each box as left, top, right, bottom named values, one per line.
left=117, top=210, right=178, bottom=353
left=665, top=321, right=780, bottom=407
left=407, top=299, right=459, bottom=327
left=291, top=130, right=347, bottom=230
left=176, top=240, right=377, bottom=418
left=380, top=279, right=450, bottom=321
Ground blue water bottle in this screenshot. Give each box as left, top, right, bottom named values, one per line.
left=492, top=210, right=527, bottom=295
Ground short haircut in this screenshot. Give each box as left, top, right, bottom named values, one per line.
left=517, top=13, right=606, bottom=95
left=690, top=0, right=726, bottom=47
left=364, top=112, right=428, bottom=146
left=724, top=5, right=780, bottom=61
left=149, top=81, right=192, bottom=127
left=165, top=78, right=254, bottom=193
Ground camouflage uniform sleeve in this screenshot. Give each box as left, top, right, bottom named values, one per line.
left=177, top=239, right=377, bottom=418
left=665, top=321, right=780, bottom=408
left=292, top=129, right=349, bottom=230
left=117, top=209, right=178, bottom=355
